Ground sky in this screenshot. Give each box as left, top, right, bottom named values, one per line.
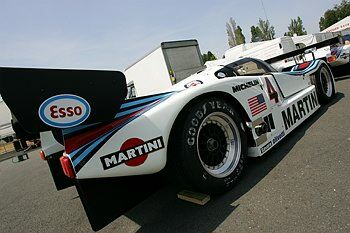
left=0, top=0, right=342, bottom=71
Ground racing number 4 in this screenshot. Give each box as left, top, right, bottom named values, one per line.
left=265, top=77, right=279, bottom=103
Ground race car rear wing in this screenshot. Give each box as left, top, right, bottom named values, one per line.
left=0, top=67, right=127, bottom=135
left=265, top=36, right=341, bottom=64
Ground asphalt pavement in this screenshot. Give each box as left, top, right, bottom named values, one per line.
left=0, top=78, right=349, bottom=233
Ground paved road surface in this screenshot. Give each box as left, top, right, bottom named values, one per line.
left=0, top=78, right=349, bottom=233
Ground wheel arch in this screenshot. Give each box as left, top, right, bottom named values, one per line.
left=309, top=60, right=336, bottom=93
left=166, top=91, right=254, bottom=162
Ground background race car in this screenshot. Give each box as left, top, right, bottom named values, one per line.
left=326, top=34, right=350, bottom=66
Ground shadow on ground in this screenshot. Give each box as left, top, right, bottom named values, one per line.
left=121, top=92, right=344, bottom=233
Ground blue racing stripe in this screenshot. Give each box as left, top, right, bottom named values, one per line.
left=72, top=128, right=118, bottom=166
left=71, top=92, right=175, bottom=169
left=115, top=104, right=149, bottom=118
left=72, top=116, right=136, bottom=167
left=121, top=93, right=172, bottom=109
left=287, top=60, right=318, bottom=75
left=68, top=145, right=86, bottom=159
left=63, top=122, right=100, bottom=135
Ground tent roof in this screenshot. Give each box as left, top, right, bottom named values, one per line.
left=322, top=16, right=350, bottom=32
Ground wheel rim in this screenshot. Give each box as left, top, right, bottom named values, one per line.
left=320, top=67, right=333, bottom=97
left=196, top=112, right=241, bottom=178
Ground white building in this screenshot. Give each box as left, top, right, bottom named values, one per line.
left=0, top=100, right=15, bottom=139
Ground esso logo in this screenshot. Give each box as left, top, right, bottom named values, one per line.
left=38, top=94, right=91, bottom=128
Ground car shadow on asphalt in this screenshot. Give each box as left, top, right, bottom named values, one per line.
left=121, top=92, right=344, bottom=233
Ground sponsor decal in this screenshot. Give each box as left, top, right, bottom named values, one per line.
left=273, top=131, right=285, bottom=144
left=184, top=80, right=203, bottom=88
left=232, top=80, right=259, bottom=93
left=260, top=141, right=272, bottom=153
left=263, top=113, right=275, bottom=132
left=100, top=136, right=164, bottom=170
left=248, top=93, right=267, bottom=116
left=260, top=130, right=285, bottom=154
left=281, top=91, right=318, bottom=130
left=38, top=94, right=90, bottom=128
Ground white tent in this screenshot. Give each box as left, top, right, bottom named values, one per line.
left=322, top=16, right=350, bottom=33
left=0, top=101, right=15, bottom=138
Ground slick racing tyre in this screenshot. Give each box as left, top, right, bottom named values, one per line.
left=171, top=97, right=247, bottom=194
left=315, top=64, right=335, bottom=104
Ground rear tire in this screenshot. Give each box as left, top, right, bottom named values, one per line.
left=315, top=64, right=335, bottom=104
left=170, top=97, right=247, bottom=195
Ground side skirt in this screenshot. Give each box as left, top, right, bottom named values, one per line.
left=248, top=86, right=320, bottom=157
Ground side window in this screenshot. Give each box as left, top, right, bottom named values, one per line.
left=229, top=58, right=276, bottom=76
left=215, top=58, right=275, bottom=79
left=234, top=60, right=267, bottom=76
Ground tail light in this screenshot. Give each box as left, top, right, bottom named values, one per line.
left=39, top=150, right=46, bottom=160
left=60, top=156, right=76, bottom=178
left=298, top=61, right=311, bottom=70
left=327, top=55, right=337, bottom=63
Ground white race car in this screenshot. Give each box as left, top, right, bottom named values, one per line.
left=326, top=34, right=350, bottom=67
left=0, top=57, right=336, bottom=230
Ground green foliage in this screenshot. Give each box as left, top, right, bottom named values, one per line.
left=251, top=26, right=263, bottom=42
left=235, top=26, right=246, bottom=45
left=251, top=19, right=275, bottom=42
left=258, top=18, right=275, bottom=41
left=285, top=16, right=307, bottom=36
left=226, top=17, right=246, bottom=47
left=319, top=0, right=350, bottom=31
left=202, top=51, right=217, bottom=63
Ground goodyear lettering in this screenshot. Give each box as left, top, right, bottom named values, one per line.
left=232, top=80, right=259, bottom=93
left=187, top=101, right=234, bottom=146
left=100, top=136, right=164, bottom=170
left=282, top=91, right=318, bottom=130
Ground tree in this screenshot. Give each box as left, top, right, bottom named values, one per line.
left=319, top=0, right=350, bottom=31
left=258, top=18, right=275, bottom=41
left=250, top=19, right=275, bottom=42
left=226, top=17, right=237, bottom=47
left=226, top=18, right=246, bottom=47
left=285, top=16, right=307, bottom=36
left=235, top=26, right=246, bottom=45
left=251, top=26, right=263, bottom=42
left=202, top=51, right=217, bottom=63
